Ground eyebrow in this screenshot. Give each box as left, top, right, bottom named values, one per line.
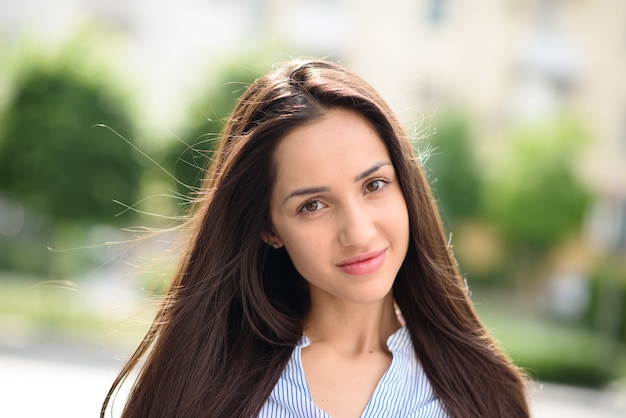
left=283, top=186, right=331, bottom=203
left=283, top=161, right=392, bottom=203
left=354, top=161, right=392, bottom=182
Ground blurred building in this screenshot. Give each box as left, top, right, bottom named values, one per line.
left=334, top=0, right=625, bottom=197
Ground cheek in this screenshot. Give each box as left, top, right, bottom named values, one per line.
left=285, top=228, right=327, bottom=258
left=281, top=228, right=331, bottom=273
left=398, top=200, right=410, bottom=227
left=387, top=198, right=410, bottom=244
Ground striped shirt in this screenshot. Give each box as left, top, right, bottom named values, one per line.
left=258, top=326, right=448, bottom=417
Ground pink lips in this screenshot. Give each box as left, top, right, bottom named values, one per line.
left=336, top=249, right=386, bottom=276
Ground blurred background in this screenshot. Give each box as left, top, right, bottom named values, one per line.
left=0, top=0, right=625, bottom=416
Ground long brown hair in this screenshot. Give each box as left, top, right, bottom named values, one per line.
left=102, top=59, right=529, bottom=417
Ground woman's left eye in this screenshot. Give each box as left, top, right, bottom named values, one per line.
left=365, top=179, right=387, bottom=192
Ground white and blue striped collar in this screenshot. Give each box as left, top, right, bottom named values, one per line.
left=296, top=325, right=412, bottom=353
left=258, top=326, right=448, bottom=417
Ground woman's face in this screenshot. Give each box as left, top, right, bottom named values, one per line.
left=268, top=108, right=410, bottom=308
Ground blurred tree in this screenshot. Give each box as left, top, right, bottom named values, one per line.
left=0, top=25, right=143, bottom=277
left=424, top=111, right=481, bottom=230
left=162, top=59, right=267, bottom=197
left=0, top=29, right=141, bottom=225
left=483, top=115, right=592, bottom=281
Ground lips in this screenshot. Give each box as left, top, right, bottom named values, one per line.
left=336, top=249, right=386, bottom=276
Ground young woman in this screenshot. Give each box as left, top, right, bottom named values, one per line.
left=102, top=59, right=530, bottom=417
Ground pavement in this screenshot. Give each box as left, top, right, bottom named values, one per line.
left=1, top=340, right=626, bottom=417
left=530, top=381, right=626, bottom=417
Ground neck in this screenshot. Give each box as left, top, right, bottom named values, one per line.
left=303, top=293, right=401, bottom=355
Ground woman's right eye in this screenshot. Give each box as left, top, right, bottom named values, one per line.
left=299, top=200, right=324, bottom=213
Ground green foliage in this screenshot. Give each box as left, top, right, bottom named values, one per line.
left=477, top=297, right=625, bottom=388
left=483, top=116, right=592, bottom=254
left=0, top=273, right=152, bottom=346
left=162, top=59, right=269, bottom=196
left=424, top=111, right=481, bottom=229
left=581, top=259, right=626, bottom=344
left=0, top=28, right=141, bottom=224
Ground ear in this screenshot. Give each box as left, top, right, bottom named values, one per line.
left=262, top=229, right=283, bottom=249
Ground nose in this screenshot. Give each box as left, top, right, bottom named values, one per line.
left=338, top=200, right=377, bottom=248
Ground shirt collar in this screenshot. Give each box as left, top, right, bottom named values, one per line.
left=297, top=326, right=410, bottom=352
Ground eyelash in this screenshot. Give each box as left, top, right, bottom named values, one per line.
left=365, top=178, right=389, bottom=193
left=296, top=178, right=390, bottom=215
left=297, top=200, right=325, bottom=214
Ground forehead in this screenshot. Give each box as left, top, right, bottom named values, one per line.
left=272, top=108, right=392, bottom=187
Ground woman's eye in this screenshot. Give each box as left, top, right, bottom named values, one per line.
left=300, top=200, right=323, bottom=213
left=365, top=179, right=387, bottom=192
